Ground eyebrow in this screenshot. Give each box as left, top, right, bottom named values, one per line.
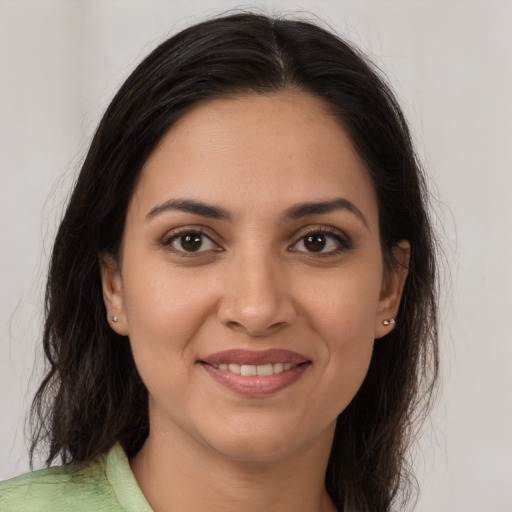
left=284, top=198, right=368, bottom=228
left=146, top=199, right=231, bottom=221
left=145, top=197, right=368, bottom=227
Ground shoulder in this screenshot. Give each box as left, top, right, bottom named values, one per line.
left=0, top=452, right=121, bottom=512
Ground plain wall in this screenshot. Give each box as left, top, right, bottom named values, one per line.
left=1, top=1, right=511, bottom=510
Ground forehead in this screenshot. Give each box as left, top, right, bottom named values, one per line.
left=130, top=90, right=378, bottom=225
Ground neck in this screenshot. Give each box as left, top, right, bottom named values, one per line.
left=130, top=418, right=337, bottom=512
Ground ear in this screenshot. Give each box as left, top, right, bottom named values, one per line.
left=99, top=253, right=129, bottom=336
left=374, top=240, right=410, bottom=339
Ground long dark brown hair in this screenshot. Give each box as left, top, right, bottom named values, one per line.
left=30, top=12, right=438, bottom=512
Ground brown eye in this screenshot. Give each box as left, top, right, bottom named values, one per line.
left=180, top=234, right=203, bottom=252
left=304, top=234, right=327, bottom=252
left=291, top=230, right=351, bottom=255
left=166, top=231, right=219, bottom=254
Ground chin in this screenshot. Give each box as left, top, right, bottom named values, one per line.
left=210, top=436, right=299, bottom=463
left=199, top=414, right=334, bottom=464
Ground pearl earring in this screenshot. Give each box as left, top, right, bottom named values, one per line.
left=382, top=318, right=395, bottom=326
left=111, top=316, right=118, bottom=323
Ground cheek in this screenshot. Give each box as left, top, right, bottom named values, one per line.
left=303, top=261, right=382, bottom=336
left=120, top=260, right=215, bottom=380
left=317, top=312, right=375, bottom=420
left=123, top=254, right=209, bottom=332
left=302, top=266, right=381, bottom=412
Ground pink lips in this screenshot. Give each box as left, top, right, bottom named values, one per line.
left=201, top=349, right=309, bottom=366
left=199, top=349, right=311, bottom=396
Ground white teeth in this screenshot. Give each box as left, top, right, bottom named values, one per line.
left=240, top=364, right=257, bottom=376
left=228, top=363, right=241, bottom=374
left=273, top=363, right=284, bottom=374
left=257, top=364, right=274, bottom=376
left=212, top=362, right=297, bottom=375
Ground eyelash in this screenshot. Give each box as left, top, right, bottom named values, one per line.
left=289, top=226, right=353, bottom=255
left=160, top=225, right=353, bottom=256
left=161, top=226, right=220, bottom=256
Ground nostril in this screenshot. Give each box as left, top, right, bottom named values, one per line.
left=216, top=286, right=297, bottom=336
left=225, top=319, right=289, bottom=337
left=226, top=320, right=243, bottom=331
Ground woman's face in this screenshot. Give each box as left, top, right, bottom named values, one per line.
left=102, top=90, right=407, bottom=462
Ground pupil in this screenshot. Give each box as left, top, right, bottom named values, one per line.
left=305, top=235, right=326, bottom=252
left=181, top=234, right=202, bottom=251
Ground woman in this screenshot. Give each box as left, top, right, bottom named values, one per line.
left=0, top=12, right=438, bottom=512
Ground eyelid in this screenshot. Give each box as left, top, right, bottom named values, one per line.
left=159, top=224, right=352, bottom=255
left=160, top=225, right=223, bottom=253
left=289, top=225, right=353, bottom=254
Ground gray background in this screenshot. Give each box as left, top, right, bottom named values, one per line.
left=1, top=1, right=511, bottom=510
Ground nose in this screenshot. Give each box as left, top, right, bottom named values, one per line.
left=216, top=248, right=297, bottom=337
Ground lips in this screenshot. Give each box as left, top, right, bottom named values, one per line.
left=200, top=348, right=309, bottom=366
left=199, top=349, right=311, bottom=396
left=210, top=362, right=298, bottom=376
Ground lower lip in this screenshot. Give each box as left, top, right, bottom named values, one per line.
left=201, top=363, right=310, bottom=396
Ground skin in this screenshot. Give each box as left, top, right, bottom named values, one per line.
left=101, top=90, right=409, bottom=512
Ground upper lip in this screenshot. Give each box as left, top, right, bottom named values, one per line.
left=199, top=349, right=310, bottom=366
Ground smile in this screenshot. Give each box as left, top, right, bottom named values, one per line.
left=209, top=362, right=297, bottom=376
left=199, top=349, right=311, bottom=396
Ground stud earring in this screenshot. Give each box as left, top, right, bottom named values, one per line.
left=111, top=316, right=118, bottom=323
left=382, top=318, right=395, bottom=326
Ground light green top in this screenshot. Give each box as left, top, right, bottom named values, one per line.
left=0, top=443, right=152, bottom=511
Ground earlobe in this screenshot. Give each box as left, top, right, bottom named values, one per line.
left=374, top=240, right=410, bottom=339
left=99, top=253, right=129, bottom=336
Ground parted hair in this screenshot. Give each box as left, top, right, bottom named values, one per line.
left=30, top=12, right=438, bottom=512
